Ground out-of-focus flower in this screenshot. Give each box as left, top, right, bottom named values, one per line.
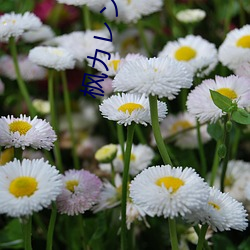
left=158, top=35, right=217, bottom=77
left=176, top=9, right=206, bottom=23
left=130, top=165, right=209, bottom=218
left=103, top=0, right=163, bottom=23
left=0, top=114, right=57, bottom=150
left=56, top=0, right=106, bottom=8
left=95, top=144, right=118, bottom=163
left=0, top=12, right=41, bottom=42
left=32, top=99, right=50, bottom=115
left=113, top=57, right=193, bottom=99
left=99, top=144, right=155, bottom=176
left=218, top=24, right=250, bottom=70
left=29, top=46, right=75, bottom=71
left=0, top=148, right=14, bottom=166
left=0, top=55, right=47, bottom=81
left=235, top=62, right=250, bottom=77
left=151, top=112, right=210, bottom=149
left=22, top=24, right=55, bottom=43
left=187, top=75, right=250, bottom=123
left=186, top=187, right=248, bottom=232
left=99, top=93, right=167, bottom=126
left=51, top=30, right=114, bottom=63
left=56, top=169, right=102, bottom=215
left=0, top=158, right=62, bottom=217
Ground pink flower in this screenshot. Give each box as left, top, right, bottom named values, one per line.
left=56, top=169, right=102, bottom=215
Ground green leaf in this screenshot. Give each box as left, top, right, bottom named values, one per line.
left=207, top=122, right=223, bottom=141
left=209, top=89, right=234, bottom=112
left=232, top=109, right=250, bottom=125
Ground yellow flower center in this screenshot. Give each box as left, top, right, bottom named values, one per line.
left=224, top=176, right=234, bottom=187
left=118, top=153, right=136, bottom=161
left=9, top=177, right=38, bottom=197
left=174, top=46, right=197, bottom=61
left=66, top=180, right=79, bottom=192
left=9, top=121, right=32, bottom=135
left=127, top=0, right=131, bottom=4
left=236, top=35, right=250, bottom=48
left=208, top=201, right=220, bottom=210
left=118, top=103, right=144, bottom=114
left=2, top=19, right=16, bottom=25
left=216, top=88, right=237, bottom=99
left=171, top=120, right=192, bottom=134
left=155, top=176, right=184, bottom=193
left=108, top=60, right=121, bottom=72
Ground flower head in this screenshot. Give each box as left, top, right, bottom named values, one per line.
left=95, top=144, right=118, bottom=163
left=0, top=55, right=47, bottom=81
left=56, top=169, right=102, bottom=216
left=56, top=0, right=106, bottom=8
left=99, top=93, right=167, bottom=126
left=130, top=165, right=209, bottom=218
left=0, top=114, right=57, bottom=150
left=218, top=24, right=250, bottom=70
left=0, top=158, right=62, bottom=217
left=22, top=24, right=55, bottom=43
left=176, top=9, right=206, bottom=23
left=187, top=75, right=250, bottom=123
left=0, top=12, right=41, bottom=42
left=113, top=57, right=193, bottom=99
left=158, top=35, right=218, bottom=77
left=28, top=46, right=75, bottom=71
left=186, top=187, right=248, bottom=232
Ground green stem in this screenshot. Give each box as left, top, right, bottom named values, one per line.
left=209, top=141, right=221, bottom=186
left=194, top=226, right=211, bottom=250
left=168, top=218, right=179, bottom=250
left=196, top=120, right=207, bottom=179
left=136, top=20, right=151, bottom=57
left=220, top=117, right=231, bottom=192
left=46, top=203, right=57, bottom=250
left=117, top=124, right=125, bottom=156
left=48, top=70, right=63, bottom=172
left=231, top=126, right=240, bottom=159
left=111, top=161, right=116, bottom=185
left=196, top=224, right=209, bottom=250
left=9, top=37, right=36, bottom=117
left=61, top=71, right=80, bottom=169
left=82, top=5, right=91, bottom=30
left=121, top=124, right=135, bottom=250
left=149, top=95, right=172, bottom=165
left=21, top=216, right=32, bottom=250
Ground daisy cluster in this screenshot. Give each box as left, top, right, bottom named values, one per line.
left=1, top=1, right=250, bottom=249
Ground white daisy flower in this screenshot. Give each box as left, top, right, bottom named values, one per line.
left=187, top=75, right=250, bottom=123
left=56, top=0, right=106, bottom=8
left=103, top=0, right=163, bottom=23
left=0, top=12, right=41, bottom=42
left=22, top=24, right=55, bottom=43
left=0, top=158, right=62, bottom=217
left=113, top=57, right=193, bottom=99
left=89, top=52, right=146, bottom=76
left=158, top=35, right=218, bottom=77
left=0, top=55, right=47, bottom=81
left=28, top=46, right=75, bottom=71
left=93, top=174, right=122, bottom=212
left=0, top=114, right=57, bottom=150
left=213, top=160, right=250, bottom=202
left=218, top=25, right=250, bottom=70
left=186, top=187, right=248, bottom=232
left=99, top=144, right=155, bottom=176
left=151, top=112, right=210, bottom=149
left=245, top=183, right=250, bottom=201
left=99, top=93, right=167, bottom=126
left=130, top=165, right=209, bottom=219
left=52, top=30, right=114, bottom=63
left=176, top=9, right=206, bottom=23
